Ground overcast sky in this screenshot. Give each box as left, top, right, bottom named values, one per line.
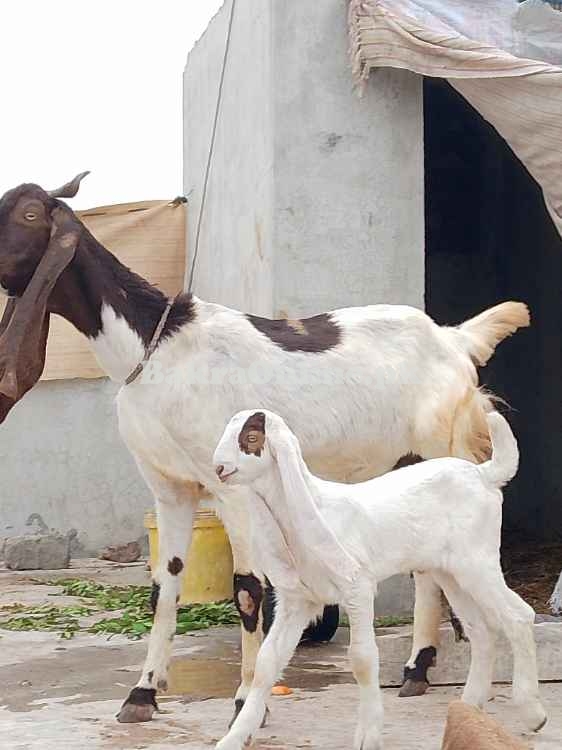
left=0, top=0, right=223, bottom=209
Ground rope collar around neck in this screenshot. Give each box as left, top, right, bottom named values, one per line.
left=124, top=299, right=174, bottom=386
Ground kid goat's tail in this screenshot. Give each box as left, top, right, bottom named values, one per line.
left=478, top=412, right=519, bottom=489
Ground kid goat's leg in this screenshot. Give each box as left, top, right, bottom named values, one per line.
left=118, top=466, right=199, bottom=723
left=347, top=587, right=384, bottom=750
left=216, top=596, right=319, bottom=750
left=400, top=571, right=441, bottom=697
left=433, top=571, right=496, bottom=709
left=456, top=565, right=547, bottom=732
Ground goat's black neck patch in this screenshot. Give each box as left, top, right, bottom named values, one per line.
left=233, top=572, right=263, bottom=633
left=246, top=312, right=341, bottom=353
left=48, top=225, right=196, bottom=347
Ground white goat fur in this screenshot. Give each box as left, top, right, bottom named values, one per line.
left=213, top=410, right=546, bottom=750
left=102, top=298, right=528, bottom=714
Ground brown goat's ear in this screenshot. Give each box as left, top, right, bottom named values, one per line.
left=0, top=207, right=80, bottom=417
left=47, top=171, right=90, bottom=199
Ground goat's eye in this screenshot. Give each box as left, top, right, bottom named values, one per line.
left=247, top=434, right=258, bottom=443
left=24, top=212, right=37, bottom=221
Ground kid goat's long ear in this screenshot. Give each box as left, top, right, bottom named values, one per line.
left=0, top=206, right=81, bottom=422
left=272, top=425, right=359, bottom=587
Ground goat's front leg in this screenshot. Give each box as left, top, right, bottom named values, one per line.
left=118, top=468, right=198, bottom=723
left=399, top=571, right=441, bottom=697
left=216, top=595, right=320, bottom=750
left=216, top=497, right=273, bottom=727
left=346, top=586, right=384, bottom=750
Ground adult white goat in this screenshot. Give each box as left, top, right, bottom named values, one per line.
left=0, top=175, right=530, bottom=725
left=213, top=409, right=546, bottom=750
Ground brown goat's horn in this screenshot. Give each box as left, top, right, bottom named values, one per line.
left=47, top=171, right=90, bottom=199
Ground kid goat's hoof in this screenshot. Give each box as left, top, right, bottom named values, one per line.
left=117, top=687, right=158, bottom=723
left=229, top=699, right=269, bottom=729
left=398, top=678, right=429, bottom=698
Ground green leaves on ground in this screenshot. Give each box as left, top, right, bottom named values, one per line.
left=0, top=579, right=238, bottom=640
left=0, top=603, right=92, bottom=639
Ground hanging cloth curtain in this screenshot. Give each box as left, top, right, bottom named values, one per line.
left=349, top=0, right=562, bottom=236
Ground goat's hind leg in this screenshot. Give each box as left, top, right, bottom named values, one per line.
left=455, top=566, right=547, bottom=732
left=118, top=467, right=198, bottom=723
left=432, top=571, right=495, bottom=709
left=400, top=571, right=441, bottom=697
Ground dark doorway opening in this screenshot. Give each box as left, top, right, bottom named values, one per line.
left=424, top=79, right=562, bottom=610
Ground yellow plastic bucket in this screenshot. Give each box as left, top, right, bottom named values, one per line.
left=144, top=508, right=233, bottom=604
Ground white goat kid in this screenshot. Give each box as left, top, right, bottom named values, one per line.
left=213, top=409, right=546, bottom=750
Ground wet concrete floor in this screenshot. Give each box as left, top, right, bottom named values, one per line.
left=2, top=624, right=562, bottom=750
left=1, top=565, right=561, bottom=749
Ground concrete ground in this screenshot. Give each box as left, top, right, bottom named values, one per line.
left=1, top=564, right=561, bottom=750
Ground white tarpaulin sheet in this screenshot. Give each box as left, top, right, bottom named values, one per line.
left=349, top=0, right=562, bottom=235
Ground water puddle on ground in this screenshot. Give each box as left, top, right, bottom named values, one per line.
left=165, top=656, right=353, bottom=703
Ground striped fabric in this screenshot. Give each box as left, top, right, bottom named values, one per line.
left=349, top=0, right=562, bottom=236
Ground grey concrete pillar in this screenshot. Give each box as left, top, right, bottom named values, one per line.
left=183, top=0, right=424, bottom=317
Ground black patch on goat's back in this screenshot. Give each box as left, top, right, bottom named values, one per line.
left=148, top=670, right=154, bottom=683
left=262, top=577, right=276, bottom=636
left=167, top=557, right=184, bottom=576
left=150, top=582, right=160, bottom=614
left=246, top=312, right=341, bottom=352
left=392, top=453, right=424, bottom=470
left=233, top=572, right=263, bottom=633
left=403, top=646, right=436, bottom=684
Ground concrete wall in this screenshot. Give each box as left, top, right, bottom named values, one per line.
left=184, top=0, right=275, bottom=315
left=184, top=0, right=424, bottom=316
left=0, top=379, right=151, bottom=556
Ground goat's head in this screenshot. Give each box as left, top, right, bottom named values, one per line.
left=0, top=172, right=89, bottom=422
left=214, top=410, right=281, bottom=485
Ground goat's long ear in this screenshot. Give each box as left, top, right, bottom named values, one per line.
left=273, top=429, right=358, bottom=586
left=0, top=206, right=80, bottom=418
left=47, top=171, right=90, bottom=199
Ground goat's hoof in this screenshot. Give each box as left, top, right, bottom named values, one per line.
left=398, top=678, right=429, bottom=698
left=117, top=687, right=158, bottom=723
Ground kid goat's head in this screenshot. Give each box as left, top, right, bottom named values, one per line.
left=214, top=410, right=289, bottom=485
left=0, top=172, right=89, bottom=422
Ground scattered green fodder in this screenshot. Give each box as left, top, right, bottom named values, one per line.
left=0, top=579, right=238, bottom=640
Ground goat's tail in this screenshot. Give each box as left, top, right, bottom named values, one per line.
left=453, top=301, right=530, bottom=366
left=478, top=412, right=519, bottom=489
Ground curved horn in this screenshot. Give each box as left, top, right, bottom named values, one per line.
left=47, top=171, right=90, bottom=199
